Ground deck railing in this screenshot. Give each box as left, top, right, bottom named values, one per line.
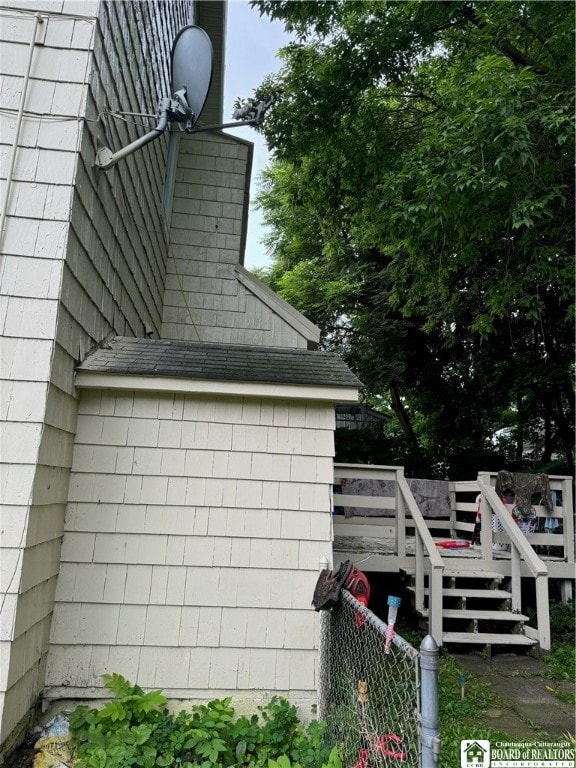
left=477, top=474, right=552, bottom=650
left=333, top=464, right=445, bottom=643
left=396, top=469, right=444, bottom=644
left=451, top=474, right=575, bottom=566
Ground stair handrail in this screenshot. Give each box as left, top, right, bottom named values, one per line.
left=397, top=470, right=445, bottom=645
left=477, top=477, right=550, bottom=650
left=477, top=479, right=548, bottom=575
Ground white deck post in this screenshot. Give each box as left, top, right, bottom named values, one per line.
left=561, top=477, right=575, bottom=565
left=396, top=468, right=406, bottom=558
left=415, top=532, right=425, bottom=613
left=479, top=492, right=494, bottom=563
left=429, top=565, right=443, bottom=646
left=510, top=545, right=522, bottom=613
left=448, top=481, right=457, bottom=539
left=556, top=477, right=573, bottom=605
left=535, top=574, right=551, bottom=651
left=560, top=581, right=573, bottom=603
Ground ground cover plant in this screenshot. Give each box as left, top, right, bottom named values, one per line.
left=524, top=598, right=576, bottom=702
left=439, top=653, right=514, bottom=768
left=69, top=674, right=341, bottom=768
left=548, top=598, right=576, bottom=644
left=438, top=647, right=575, bottom=768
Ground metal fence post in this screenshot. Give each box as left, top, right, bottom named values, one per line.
left=420, top=635, right=440, bottom=767
left=317, top=610, right=329, bottom=721
left=317, top=556, right=329, bottom=721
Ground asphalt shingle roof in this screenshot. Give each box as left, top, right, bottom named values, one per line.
left=77, top=337, right=362, bottom=389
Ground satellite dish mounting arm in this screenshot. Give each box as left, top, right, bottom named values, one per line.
left=94, top=96, right=271, bottom=171
left=190, top=98, right=272, bottom=134
left=95, top=23, right=211, bottom=172
left=95, top=97, right=180, bottom=171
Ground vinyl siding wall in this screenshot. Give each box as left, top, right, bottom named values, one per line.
left=45, top=387, right=335, bottom=711
left=0, top=0, right=192, bottom=750
left=0, top=2, right=97, bottom=748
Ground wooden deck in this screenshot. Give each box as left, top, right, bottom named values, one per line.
left=334, top=531, right=569, bottom=564
left=332, top=465, right=575, bottom=649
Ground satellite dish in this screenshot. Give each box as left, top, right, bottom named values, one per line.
left=95, top=24, right=268, bottom=171
left=170, top=25, right=213, bottom=132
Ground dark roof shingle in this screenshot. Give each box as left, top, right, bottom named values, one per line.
left=77, top=337, right=362, bottom=389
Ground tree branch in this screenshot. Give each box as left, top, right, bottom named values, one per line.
left=460, top=5, right=550, bottom=75
left=389, top=385, right=429, bottom=473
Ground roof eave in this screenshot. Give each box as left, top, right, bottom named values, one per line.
left=75, top=371, right=359, bottom=403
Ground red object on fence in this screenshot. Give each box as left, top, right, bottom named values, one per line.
left=351, top=734, right=408, bottom=766
left=341, top=564, right=370, bottom=626
left=373, top=734, right=408, bottom=760
left=352, top=747, right=369, bottom=768
left=342, top=564, right=371, bottom=606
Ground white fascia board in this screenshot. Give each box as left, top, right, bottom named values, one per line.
left=75, top=371, right=359, bottom=403
left=234, top=265, right=321, bottom=345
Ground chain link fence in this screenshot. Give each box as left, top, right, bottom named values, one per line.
left=318, top=590, right=439, bottom=768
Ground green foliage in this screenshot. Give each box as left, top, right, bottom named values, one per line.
left=438, top=654, right=545, bottom=768
left=528, top=599, right=575, bottom=645
left=251, top=0, right=575, bottom=478
left=439, top=654, right=501, bottom=722
left=549, top=599, right=575, bottom=644
left=544, top=644, right=576, bottom=683
left=438, top=649, right=576, bottom=765
left=70, top=676, right=338, bottom=768
left=267, top=747, right=341, bottom=768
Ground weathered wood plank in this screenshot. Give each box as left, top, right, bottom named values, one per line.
left=333, top=524, right=396, bottom=539
left=335, top=494, right=395, bottom=510
left=442, top=632, right=536, bottom=645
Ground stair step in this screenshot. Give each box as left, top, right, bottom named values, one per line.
left=443, top=569, right=504, bottom=580
left=443, top=632, right=536, bottom=645
left=402, top=568, right=505, bottom=581
left=408, top=587, right=512, bottom=599
left=421, top=610, right=528, bottom=621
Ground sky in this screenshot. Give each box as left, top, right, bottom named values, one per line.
left=223, top=0, right=291, bottom=270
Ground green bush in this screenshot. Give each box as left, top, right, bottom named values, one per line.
left=544, top=643, right=576, bottom=682
left=528, top=599, right=575, bottom=643
left=549, top=599, right=575, bottom=644
left=69, top=674, right=341, bottom=768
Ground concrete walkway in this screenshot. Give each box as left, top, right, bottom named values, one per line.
left=455, top=653, right=575, bottom=739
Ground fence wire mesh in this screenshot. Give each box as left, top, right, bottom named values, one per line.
left=318, top=590, right=421, bottom=768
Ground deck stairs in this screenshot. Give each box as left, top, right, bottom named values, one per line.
left=333, top=464, right=575, bottom=652
left=405, top=566, right=536, bottom=648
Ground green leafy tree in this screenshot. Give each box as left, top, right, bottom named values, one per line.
left=251, top=0, right=574, bottom=477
